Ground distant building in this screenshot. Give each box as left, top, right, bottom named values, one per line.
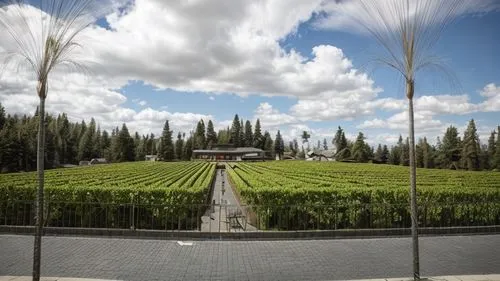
left=145, top=155, right=158, bottom=162
left=89, top=158, right=108, bottom=165
left=192, top=145, right=265, bottom=161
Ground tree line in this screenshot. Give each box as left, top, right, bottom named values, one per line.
left=327, top=121, right=500, bottom=171
left=0, top=102, right=498, bottom=172
left=0, top=104, right=285, bottom=172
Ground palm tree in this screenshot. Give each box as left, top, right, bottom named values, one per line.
left=344, top=0, right=464, bottom=279
left=0, top=1, right=104, bottom=280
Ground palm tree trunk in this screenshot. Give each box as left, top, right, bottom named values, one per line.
left=407, top=81, right=420, bottom=280
left=33, top=96, right=45, bottom=281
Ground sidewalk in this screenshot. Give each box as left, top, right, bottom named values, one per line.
left=1, top=275, right=499, bottom=281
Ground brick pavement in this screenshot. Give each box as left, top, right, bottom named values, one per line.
left=1, top=235, right=499, bottom=281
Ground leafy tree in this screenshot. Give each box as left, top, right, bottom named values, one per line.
left=160, top=120, right=175, bottom=161
left=301, top=131, right=310, bottom=151
left=206, top=120, right=217, bottom=149
left=351, top=132, right=369, bottom=162
left=274, top=130, right=284, bottom=159
left=461, top=119, right=481, bottom=170
left=175, top=132, right=184, bottom=160
left=244, top=120, right=253, bottom=147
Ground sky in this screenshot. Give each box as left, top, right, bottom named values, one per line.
left=0, top=0, right=499, bottom=147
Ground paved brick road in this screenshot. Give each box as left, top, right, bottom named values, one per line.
left=1, top=235, right=499, bottom=281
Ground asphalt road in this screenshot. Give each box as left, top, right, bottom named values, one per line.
left=1, top=234, right=499, bottom=281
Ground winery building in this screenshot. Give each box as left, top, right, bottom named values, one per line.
left=192, top=145, right=265, bottom=161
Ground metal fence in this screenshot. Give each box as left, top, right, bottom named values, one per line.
left=1, top=200, right=499, bottom=232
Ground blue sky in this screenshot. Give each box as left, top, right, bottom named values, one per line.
left=1, top=0, right=499, bottom=146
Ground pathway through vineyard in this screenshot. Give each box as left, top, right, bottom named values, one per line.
left=200, top=166, right=258, bottom=232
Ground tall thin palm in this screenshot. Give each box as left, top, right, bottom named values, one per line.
left=0, top=1, right=103, bottom=280
left=346, top=0, right=464, bottom=279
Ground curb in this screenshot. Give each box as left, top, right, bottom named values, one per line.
left=1, top=225, right=499, bottom=240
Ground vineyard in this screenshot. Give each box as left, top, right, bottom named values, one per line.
left=227, top=161, right=500, bottom=230
left=0, top=162, right=216, bottom=229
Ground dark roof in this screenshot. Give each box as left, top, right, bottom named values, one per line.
left=193, top=147, right=263, bottom=154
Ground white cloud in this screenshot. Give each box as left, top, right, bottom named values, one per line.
left=254, top=102, right=297, bottom=128
left=209, top=96, right=215, bottom=101
left=314, top=0, right=500, bottom=33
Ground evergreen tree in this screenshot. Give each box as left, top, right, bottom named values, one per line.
left=253, top=119, right=263, bottom=148
left=422, top=137, right=432, bottom=168
left=441, top=126, right=461, bottom=169
left=274, top=130, right=284, bottom=159
left=333, top=127, right=349, bottom=160
left=374, top=144, right=383, bottom=161
left=93, top=127, right=102, bottom=158
left=183, top=135, right=193, bottom=160
left=160, top=120, right=175, bottom=161
left=0, top=102, right=6, bottom=131
left=230, top=114, right=241, bottom=147
left=78, top=118, right=96, bottom=161
left=239, top=120, right=245, bottom=147
left=118, top=124, right=135, bottom=162
left=206, top=120, right=217, bottom=149
left=400, top=137, right=410, bottom=166
left=416, top=139, right=424, bottom=168
left=381, top=145, right=389, bottom=164
left=244, top=120, right=253, bottom=147
left=194, top=120, right=206, bottom=149
left=461, top=119, right=481, bottom=170
left=351, top=132, right=368, bottom=162
left=487, top=130, right=496, bottom=169
left=494, top=126, right=500, bottom=170
left=323, top=138, right=328, bottom=150
left=101, top=130, right=111, bottom=161
left=175, top=132, right=184, bottom=160
left=263, top=131, right=273, bottom=155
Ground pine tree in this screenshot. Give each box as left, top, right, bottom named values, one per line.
left=274, top=130, right=284, bottom=159
left=263, top=131, right=273, bottom=155
left=487, top=130, right=496, bottom=169
left=206, top=120, right=217, bottom=149
left=160, top=120, right=175, bottom=161
left=400, top=137, right=410, bottom=166
left=194, top=120, right=206, bottom=149
left=494, top=126, right=500, bottom=170
left=183, top=135, right=193, bottom=160
left=381, top=145, right=389, bottom=164
left=333, top=127, right=349, bottom=160
left=239, top=120, right=245, bottom=147
left=323, top=138, right=328, bottom=150
left=230, top=114, right=241, bottom=147
left=352, top=132, right=368, bottom=162
left=253, top=119, right=262, bottom=148
left=441, top=126, right=461, bottom=169
left=461, top=119, right=480, bottom=171
left=374, top=144, right=383, bottom=161
left=78, top=118, right=96, bottom=161
left=175, top=132, right=184, bottom=160
left=422, top=137, right=432, bottom=169
left=0, top=102, right=6, bottom=131
left=244, top=120, right=253, bottom=147
left=118, top=124, right=135, bottom=162
left=416, top=139, right=424, bottom=168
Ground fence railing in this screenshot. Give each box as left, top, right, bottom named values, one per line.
left=1, top=200, right=499, bottom=232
